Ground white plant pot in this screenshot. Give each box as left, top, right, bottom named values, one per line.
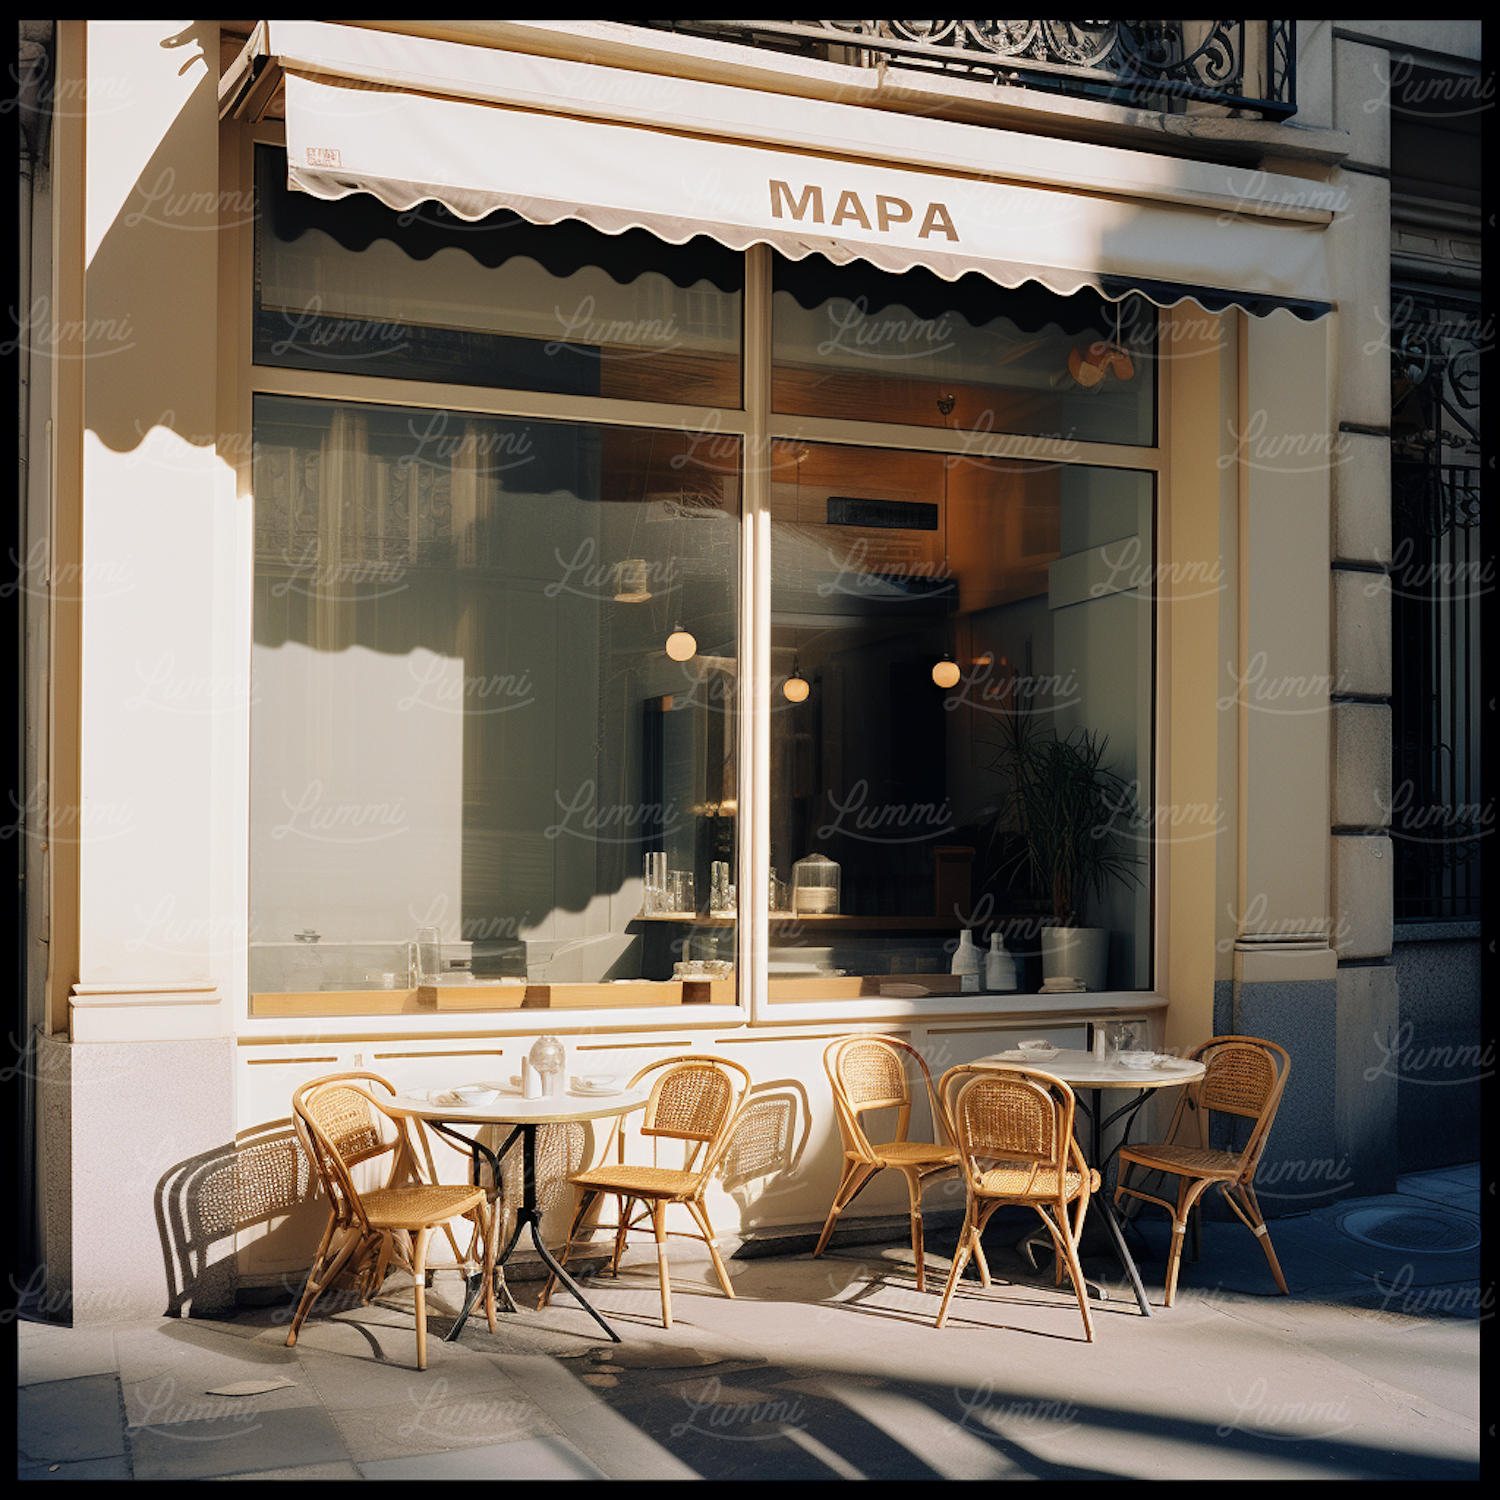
left=1040, top=928, right=1110, bottom=992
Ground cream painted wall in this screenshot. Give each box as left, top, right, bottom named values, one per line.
left=77, top=21, right=237, bottom=1029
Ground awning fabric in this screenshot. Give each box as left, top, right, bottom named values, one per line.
left=261, top=26, right=1336, bottom=318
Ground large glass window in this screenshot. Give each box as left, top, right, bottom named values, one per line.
left=255, top=146, right=743, bottom=406
left=247, top=189, right=1160, bottom=1010
left=249, top=396, right=739, bottom=1001
left=768, top=440, right=1153, bottom=995
left=774, top=256, right=1155, bottom=446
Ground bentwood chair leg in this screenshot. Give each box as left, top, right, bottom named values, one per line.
left=1235, top=1183, right=1290, bottom=1295
left=652, top=1202, right=673, bottom=1329
left=286, top=1225, right=367, bottom=1347
left=612, top=1196, right=635, bottom=1276
left=934, top=1207, right=975, bottom=1328
left=902, top=1169, right=927, bottom=1293
left=412, top=1225, right=433, bottom=1371
left=972, top=1229, right=992, bottom=1288
left=1052, top=1209, right=1095, bottom=1344
left=686, top=1199, right=735, bottom=1300
left=1165, top=1180, right=1210, bottom=1308
left=815, top=1161, right=876, bottom=1259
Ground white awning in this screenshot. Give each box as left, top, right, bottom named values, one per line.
left=239, top=22, right=1339, bottom=317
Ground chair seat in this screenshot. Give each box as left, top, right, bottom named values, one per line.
left=362, top=1184, right=487, bottom=1231
left=1118, top=1143, right=1244, bottom=1180
left=571, top=1163, right=700, bottom=1200
left=862, top=1141, right=958, bottom=1166
left=973, top=1163, right=1096, bottom=1199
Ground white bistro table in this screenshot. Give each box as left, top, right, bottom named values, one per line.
left=385, top=1085, right=650, bottom=1344
left=970, top=1046, right=1206, bottom=1316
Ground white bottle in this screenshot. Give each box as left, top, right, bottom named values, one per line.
left=952, top=929, right=981, bottom=993
left=986, top=931, right=1017, bottom=992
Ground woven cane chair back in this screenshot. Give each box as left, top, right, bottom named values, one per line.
left=826, top=1037, right=935, bottom=1160
left=293, top=1073, right=404, bottom=1232
left=1199, top=1043, right=1277, bottom=1118
left=939, top=1065, right=1080, bottom=1197
left=625, top=1055, right=752, bottom=1180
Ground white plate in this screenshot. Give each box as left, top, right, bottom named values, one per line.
left=1116, top=1051, right=1158, bottom=1067
left=569, top=1082, right=622, bottom=1097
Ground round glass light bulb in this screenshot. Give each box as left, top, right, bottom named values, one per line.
left=932, top=658, right=960, bottom=689
left=665, top=628, right=698, bottom=662
left=782, top=674, right=810, bottom=703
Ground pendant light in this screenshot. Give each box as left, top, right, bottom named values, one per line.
left=932, top=655, right=960, bottom=689
left=783, top=657, right=810, bottom=703
left=665, top=623, right=697, bottom=662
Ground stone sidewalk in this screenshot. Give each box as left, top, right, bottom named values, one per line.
left=16, top=1164, right=1482, bottom=1480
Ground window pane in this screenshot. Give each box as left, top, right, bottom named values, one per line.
left=774, top=254, right=1155, bottom=447
left=250, top=395, right=739, bottom=1003
left=770, top=440, right=1152, bottom=996
left=254, top=146, right=743, bottom=407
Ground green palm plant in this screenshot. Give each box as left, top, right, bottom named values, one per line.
left=985, top=698, right=1143, bottom=927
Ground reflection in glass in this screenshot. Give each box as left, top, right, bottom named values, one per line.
left=770, top=439, right=1152, bottom=994
left=249, top=395, right=739, bottom=996
left=774, top=254, right=1155, bottom=447
left=254, top=145, right=743, bottom=406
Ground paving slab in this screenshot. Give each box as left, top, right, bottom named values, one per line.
left=358, top=1434, right=607, bottom=1479
left=18, top=1455, right=135, bottom=1481
left=17, top=1322, right=120, bottom=1387
left=128, top=1403, right=351, bottom=1482
left=17, top=1375, right=128, bottom=1466
left=326, top=1387, right=564, bottom=1464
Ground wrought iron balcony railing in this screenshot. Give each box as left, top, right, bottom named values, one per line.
left=632, top=20, right=1297, bottom=120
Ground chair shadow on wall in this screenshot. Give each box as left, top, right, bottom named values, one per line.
left=155, top=1120, right=316, bottom=1319
left=719, top=1079, right=813, bottom=1236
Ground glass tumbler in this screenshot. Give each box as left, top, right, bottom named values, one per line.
left=642, top=851, right=666, bottom=914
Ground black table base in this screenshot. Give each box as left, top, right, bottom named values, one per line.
left=426, top=1119, right=622, bottom=1344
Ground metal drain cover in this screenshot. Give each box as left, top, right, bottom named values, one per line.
left=1336, top=1206, right=1479, bottom=1254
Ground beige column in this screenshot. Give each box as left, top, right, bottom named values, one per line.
left=40, top=20, right=239, bottom=1324
left=1160, top=306, right=1238, bottom=1056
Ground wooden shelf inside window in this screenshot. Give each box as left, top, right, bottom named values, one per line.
left=250, top=980, right=735, bottom=1017
left=634, top=914, right=992, bottom=930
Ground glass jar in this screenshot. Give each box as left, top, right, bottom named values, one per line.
left=791, top=853, right=841, bottom=915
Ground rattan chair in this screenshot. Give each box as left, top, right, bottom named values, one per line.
left=287, top=1074, right=495, bottom=1368
left=815, top=1035, right=974, bottom=1294
left=934, top=1064, right=1099, bottom=1341
left=540, top=1055, right=751, bottom=1329
left=1114, top=1035, right=1291, bottom=1307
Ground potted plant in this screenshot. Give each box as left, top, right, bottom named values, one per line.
left=982, top=700, right=1142, bottom=992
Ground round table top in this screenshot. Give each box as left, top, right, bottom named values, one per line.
left=386, top=1084, right=650, bottom=1125
left=970, top=1047, right=1206, bottom=1090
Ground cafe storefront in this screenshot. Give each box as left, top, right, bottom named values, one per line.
left=36, top=21, right=1351, bottom=1318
